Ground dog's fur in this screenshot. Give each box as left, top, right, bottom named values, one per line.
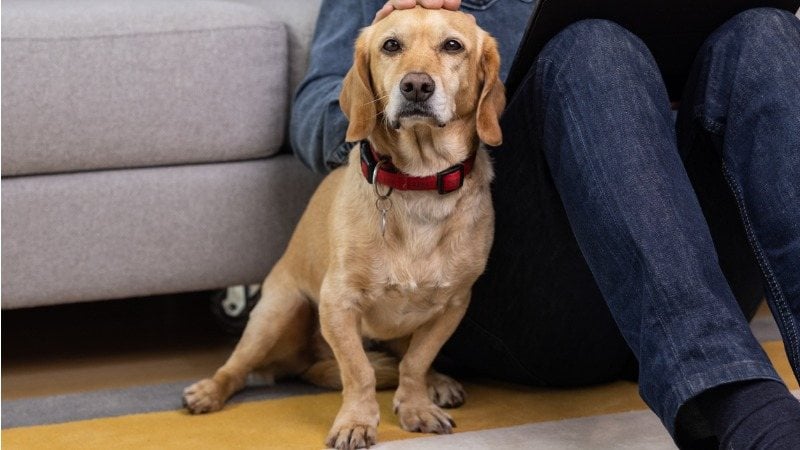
left=183, top=7, right=504, bottom=449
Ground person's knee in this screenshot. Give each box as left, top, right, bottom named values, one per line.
left=536, top=19, right=655, bottom=84
left=724, top=7, right=798, bottom=38
left=709, top=8, right=800, bottom=60
left=532, top=19, right=661, bottom=113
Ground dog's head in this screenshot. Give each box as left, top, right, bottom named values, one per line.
left=340, top=7, right=505, bottom=147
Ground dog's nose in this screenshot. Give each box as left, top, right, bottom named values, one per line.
left=400, top=72, right=435, bottom=102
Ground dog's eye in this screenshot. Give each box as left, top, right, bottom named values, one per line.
left=442, top=39, right=463, bottom=52
left=382, top=39, right=401, bottom=53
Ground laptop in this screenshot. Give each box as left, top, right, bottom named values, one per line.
left=505, top=0, right=800, bottom=101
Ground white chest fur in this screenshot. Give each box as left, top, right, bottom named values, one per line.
left=358, top=207, right=483, bottom=340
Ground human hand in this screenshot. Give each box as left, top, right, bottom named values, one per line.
left=373, top=0, right=461, bottom=23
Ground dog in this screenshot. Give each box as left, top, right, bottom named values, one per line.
left=182, top=6, right=504, bottom=449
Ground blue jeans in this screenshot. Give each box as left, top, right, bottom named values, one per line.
left=442, top=8, right=800, bottom=444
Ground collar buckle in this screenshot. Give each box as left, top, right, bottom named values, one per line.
left=436, top=163, right=465, bottom=195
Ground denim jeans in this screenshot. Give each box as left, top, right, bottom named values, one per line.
left=442, top=8, right=800, bottom=443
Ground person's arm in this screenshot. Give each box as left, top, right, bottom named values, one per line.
left=290, top=0, right=460, bottom=173
left=290, top=0, right=375, bottom=173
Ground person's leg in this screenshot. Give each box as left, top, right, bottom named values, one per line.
left=443, top=13, right=794, bottom=446
left=442, top=26, right=651, bottom=390
left=679, top=7, right=800, bottom=380
left=442, top=42, right=636, bottom=388
left=529, top=19, right=784, bottom=442
left=676, top=8, right=800, bottom=448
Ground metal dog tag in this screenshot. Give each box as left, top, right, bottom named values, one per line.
left=372, top=159, right=394, bottom=239
left=376, top=197, right=392, bottom=238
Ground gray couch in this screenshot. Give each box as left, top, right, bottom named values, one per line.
left=1, top=0, right=325, bottom=309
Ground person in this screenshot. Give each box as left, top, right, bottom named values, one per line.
left=291, top=0, right=800, bottom=447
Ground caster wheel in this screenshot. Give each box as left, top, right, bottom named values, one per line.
left=210, top=284, right=260, bottom=334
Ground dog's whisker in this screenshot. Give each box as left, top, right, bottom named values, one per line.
left=366, top=94, right=390, bottom=106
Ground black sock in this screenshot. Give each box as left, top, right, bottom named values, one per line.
left=695, top=379, right=800, bottom=449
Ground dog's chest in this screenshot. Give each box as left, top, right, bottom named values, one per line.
left=360, top=277, right=453, bottom=340
left=360, top=283, right=448, bottom=340
left=359, top=230, right=479, bottom=340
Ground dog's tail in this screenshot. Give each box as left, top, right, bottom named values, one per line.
left=300, top=351, right=399, bottom=390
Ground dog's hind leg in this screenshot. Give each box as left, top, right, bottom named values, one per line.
left=384, top=337, right=465, bottom=408
left=301, top=350, right=399, bottom=390
left=425, top=370, right=465, bottom=409
left=183, top=265, right=312, bottom=414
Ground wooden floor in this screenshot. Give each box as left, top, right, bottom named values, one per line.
left=1, top=294, right=780, bottom=401
left=2, top=291, right=237, bottom=400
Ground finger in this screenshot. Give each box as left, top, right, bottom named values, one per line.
left=417, top=0, right=460, bottom=9
left=417, top=0, right=445, bottom=8
left=373, top=2, right=394, bottom=23
left=375, top=0, right=459, bottom=24
left=391, top=0, right=419, bottom=8
left=442, top=0, right=461, bottom=10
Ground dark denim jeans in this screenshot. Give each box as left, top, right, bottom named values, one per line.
left=442, top=8, right=800, bottom=443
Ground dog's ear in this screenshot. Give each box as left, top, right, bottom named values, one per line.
left=340, top=31, right=377, bottom=142
left=476, top=34, right=505, bottom=147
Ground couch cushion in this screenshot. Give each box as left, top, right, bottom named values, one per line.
left=1, top=156, right=323, bottom=308
left=2, top=0, right=288, bottom=176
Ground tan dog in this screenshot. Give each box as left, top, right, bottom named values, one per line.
left=183, top=7, right=504, bottom=449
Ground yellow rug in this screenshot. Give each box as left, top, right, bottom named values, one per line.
left=3, top=342, right=796, bottom=450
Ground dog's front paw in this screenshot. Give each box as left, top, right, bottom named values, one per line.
left=427, top=372, right=466, bottom=408
left=394, top=401, right=455, bottom=434
left=325, top=404, right=379, bottom=450
left=182, top=378, right=225, bottom=414
left=325, top=423, right=377, bottom=450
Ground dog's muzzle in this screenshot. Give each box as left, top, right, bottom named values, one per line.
left=389, top=72, right=448, bottom=129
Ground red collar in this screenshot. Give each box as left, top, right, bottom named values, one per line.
left=359, top=141, right=476, bottom=195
